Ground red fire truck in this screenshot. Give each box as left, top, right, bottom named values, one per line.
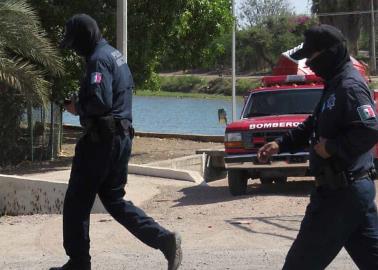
left=224, top=48, right=374, bottom=196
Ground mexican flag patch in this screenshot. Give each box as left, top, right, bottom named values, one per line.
left=90, top=72, right=102, bottom=84
left=357, top=105, right=376, bottom=121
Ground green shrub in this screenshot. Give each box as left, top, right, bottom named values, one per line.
left=203, top=78, right=231, bottom=95
left=140, top=72, right=162, bottom=92
left=236, top=79, right=261, bottom=95
left=160, top=76, right=207, bottom=93
left=158, top=75, right=261, bottom=96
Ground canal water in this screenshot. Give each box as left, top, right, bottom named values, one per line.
left=64, top=96, right=244, bottom=135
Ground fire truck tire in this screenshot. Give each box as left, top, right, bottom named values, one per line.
left=228, top=170, right=248, bottom=196
left=274, top=177, right=288, bottom=184
left=260, top=177, right=274, bottom=185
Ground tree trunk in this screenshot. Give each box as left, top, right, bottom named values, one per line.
left=314, top=0, right=361, bottom=56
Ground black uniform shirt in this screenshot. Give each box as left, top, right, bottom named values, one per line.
left=76, top=39, right=133, bottom=124
left=278, top=61, right=378, bottom=175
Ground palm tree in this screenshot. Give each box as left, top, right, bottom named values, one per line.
left=0, top=0, right=64, bottom=165
left=0, top=0, right=63, bottom=105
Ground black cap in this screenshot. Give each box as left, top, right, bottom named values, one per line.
left=290, top=24, right=346, bottom=60
left=59, top=14, right=102, bottom=52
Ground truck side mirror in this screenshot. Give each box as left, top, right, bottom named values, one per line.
left=218, top=108, right=227, bottom=124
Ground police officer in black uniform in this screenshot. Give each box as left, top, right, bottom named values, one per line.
left=258, top=24, right=378, bottom=269
left=50, top=14, right=182, bottom=270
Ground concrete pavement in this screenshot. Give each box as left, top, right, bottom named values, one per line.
left=0, top=170, right=364, bottom=270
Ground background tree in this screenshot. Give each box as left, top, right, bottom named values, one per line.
left=238, top=16, right=316, bottom=70
left=311, top=0, right=378, bottom=55
left=239, top=0, right=294, bottom=28
left=0, top=0, right=63, bottom=166
left=28, top=0, right=187, bottom=92
left=159, top=0, right=233, bottom=71
left=29, top=0, right=232, bottom=91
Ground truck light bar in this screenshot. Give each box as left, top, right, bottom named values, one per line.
left=262, top=74, right=323, bottom=86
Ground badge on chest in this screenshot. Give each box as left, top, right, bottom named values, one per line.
left=321, top=94, right=336, bottom=112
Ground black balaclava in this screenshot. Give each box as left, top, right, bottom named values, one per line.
left=305, top=43, right=350, bottom=80
left=60, top=14, right=102, bottom=57
left=290, top=24, right=350, bottom=81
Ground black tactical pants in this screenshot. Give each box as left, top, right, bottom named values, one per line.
left=63, top=130, right=170, bottom=262
left=283, top=177, right=378, bottom=270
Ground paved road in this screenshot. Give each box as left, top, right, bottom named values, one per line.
left=1, top=173, right=372, bottom=270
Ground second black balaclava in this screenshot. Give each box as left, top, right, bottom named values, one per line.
left=305, top=43, right=350, bottom=81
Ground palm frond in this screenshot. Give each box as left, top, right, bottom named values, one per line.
left=0, top=0, right=64, bottom=77
left=0, top=55, right=51, bottom=106
left=0, top=0, right=64, bottom=107
left=0, top=55, right=22, bottom=91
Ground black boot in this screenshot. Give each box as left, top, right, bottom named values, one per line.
left=49, top=259, right=91, bottom=270
left=161, top=232, right=183, bottom=270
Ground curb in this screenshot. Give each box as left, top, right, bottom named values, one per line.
left=128, top=164, right=205, bottom=185
left=0, top=174, right=105, bottom=215
left=0, top=163, right=206, bottom=215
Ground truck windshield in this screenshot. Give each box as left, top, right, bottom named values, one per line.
left=243, top=89, right=322, bottom=118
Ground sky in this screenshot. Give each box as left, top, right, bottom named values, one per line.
left=288, top=0, right=311, bottom=14
left=236, top=0, right=311, bottom=15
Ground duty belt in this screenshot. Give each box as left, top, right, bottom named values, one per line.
left=315, top=168, right=376, bottom=189
left=83, top=117, right=134, bottom=141
left=347, top=168, right=376, bottom=182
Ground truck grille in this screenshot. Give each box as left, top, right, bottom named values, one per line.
left=242, top=130, right=287, bottom=150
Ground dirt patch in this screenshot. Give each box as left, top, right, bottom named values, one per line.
left=1, top=127, right=223, bottom=175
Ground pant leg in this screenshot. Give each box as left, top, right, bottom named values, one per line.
left=283, top=184, right=367, bottom=270
left=344, top=179, right=378, bottom=270
left=98, top=134, right=171, bottom=250
left=63, top=135, right=113, bottom=262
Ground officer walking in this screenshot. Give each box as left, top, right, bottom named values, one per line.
left=258, top=24, right=378, bottom=269
left=50, top=14, right=182, bottom=270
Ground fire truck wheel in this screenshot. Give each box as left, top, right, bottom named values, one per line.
left=228, top=170, right=248, bottom=196
left=260, top=177, right=274, bottom=185
left=274, top=177, right=288, bottom=184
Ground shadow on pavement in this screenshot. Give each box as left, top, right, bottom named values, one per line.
left=173, top=180, right=314, bottom=207
left=225, top=215, right=303, bottom=241
left=246, top=180, right=314, bottom=196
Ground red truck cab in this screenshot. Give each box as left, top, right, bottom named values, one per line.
left=224, top=49, right=373, bottom=196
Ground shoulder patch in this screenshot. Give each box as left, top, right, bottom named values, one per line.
left=91, top=72, right=102, bottom=84
left=357, top=105, right=376, bottom=121
left=111, top=50, right=126, bottom=67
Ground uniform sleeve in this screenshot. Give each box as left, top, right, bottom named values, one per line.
left=325, top=83, right=378, bottom=160
left=78, top=58, right=113, bottom=117
left=276, top=114, right=315, bottom=153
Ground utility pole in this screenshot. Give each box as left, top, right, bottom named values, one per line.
left=371, top=0, right=376, bottom=75
left=117, top=0, right=128, bottom=62
left=231, top=0, right=237, bottom=121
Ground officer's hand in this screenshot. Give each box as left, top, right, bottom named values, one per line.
left=314, top=137, right=331, bottom=159
left=257, top=141, right=279, bottom=163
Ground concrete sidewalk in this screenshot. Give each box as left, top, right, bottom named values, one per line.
left=0, top=173, right=194, bottom=270
left=0, top=174, right=357, bottom=270
left=0, top=171, right=361, bottom=270
left=0, top=157, right=205, bottom=216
